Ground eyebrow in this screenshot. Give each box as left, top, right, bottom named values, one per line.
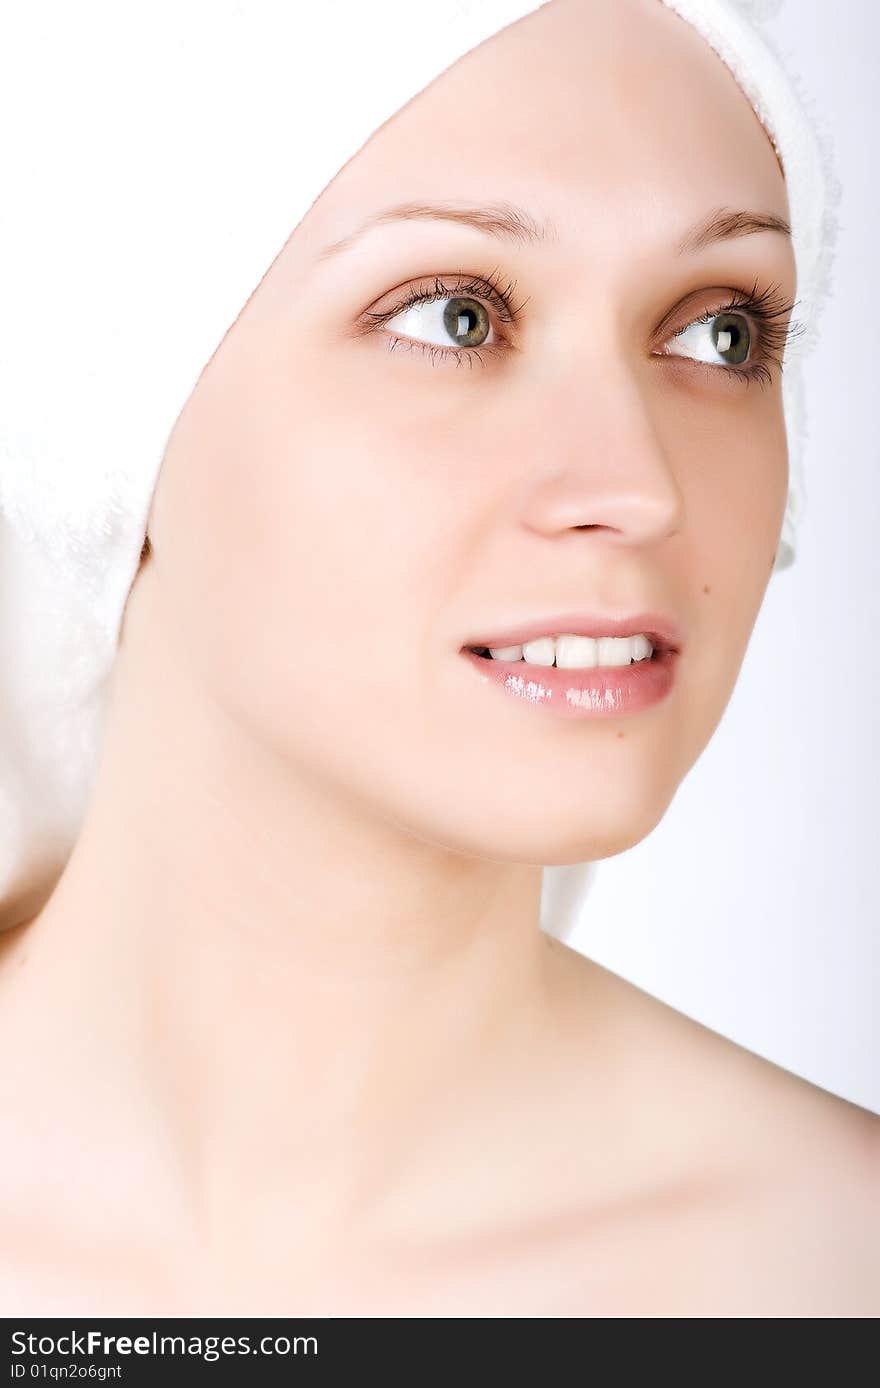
left=677, top=206, right=792, bottom=254
left=315, top=199, right=791, bottom=262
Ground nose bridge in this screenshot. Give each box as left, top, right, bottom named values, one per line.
left=517, top=343, right=685, bottom=549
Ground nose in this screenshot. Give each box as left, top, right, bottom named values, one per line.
left=517, top=355, right=684, bottom=554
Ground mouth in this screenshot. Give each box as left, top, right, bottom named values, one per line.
left=457, top=632, right=679, bottom=720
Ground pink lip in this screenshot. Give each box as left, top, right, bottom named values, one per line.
left=459, top=645, right=678, bottom=720
left=461, top=610, right=683, bottom=654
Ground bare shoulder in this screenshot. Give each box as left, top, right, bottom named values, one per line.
left=728, top=1040, right=880, bottom=1309
left=678, top=1037, right=880, bottom=1315
left=546, top=931, right=878, bottom=1165
left=542, top=936, right=880, bottom=1315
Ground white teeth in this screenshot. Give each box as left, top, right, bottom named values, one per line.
left=630, top=634, right=653, bottom=661
left=487, top=633, right=655, bottom=668
left=520, top=637, right=556, bottom=667
left=556, top=635, right=599, bottom=669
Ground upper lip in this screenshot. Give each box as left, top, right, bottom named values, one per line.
left=463, top=611, right=683, bottom=653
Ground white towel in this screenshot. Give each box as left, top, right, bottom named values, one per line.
left=0, top=1, right=840, bottom=934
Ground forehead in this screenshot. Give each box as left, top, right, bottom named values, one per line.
left=299, top=0, right=788, bottom=264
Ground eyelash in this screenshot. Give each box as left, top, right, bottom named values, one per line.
left=359, top=267, right=803, bottom=389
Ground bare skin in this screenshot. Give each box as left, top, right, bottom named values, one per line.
left=0, top=0, right=877, bottom=1316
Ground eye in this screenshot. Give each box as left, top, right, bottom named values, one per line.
left=662, top=308, right=754, bottom=370
left=356, top=269, right=525, bottom=368
left=384, top=294, right=496, bottom=351
left=655, top=281, right=803, bottom=388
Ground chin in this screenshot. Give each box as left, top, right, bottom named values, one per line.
left=416, top=793, right=673, bottom=868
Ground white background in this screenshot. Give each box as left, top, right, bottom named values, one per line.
left=560, top=0, right=879, bottom=1114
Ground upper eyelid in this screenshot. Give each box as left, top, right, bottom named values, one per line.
left=361, top=273, right=790, bottom=350
left=357, top=270, right=525, bottom=332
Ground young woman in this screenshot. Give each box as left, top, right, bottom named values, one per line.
left=0, top=0, right=875, bottom=1315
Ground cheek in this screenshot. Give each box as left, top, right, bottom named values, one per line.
left=675, top=388, right=788, bottom=593
left=160, top=348, right=474, bottom=755
left=638, top=398, right=789, bottom=771
left=687, top=433, right=788, bottom=749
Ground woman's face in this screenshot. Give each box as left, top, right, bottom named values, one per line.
left=143, top=0, right=796, bottom=865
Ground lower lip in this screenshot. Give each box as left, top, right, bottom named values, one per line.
left=459, top=648, right=678, bottom=720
